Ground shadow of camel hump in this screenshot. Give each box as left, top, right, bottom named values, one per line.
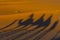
left=0, top=14, right=59, bottom=40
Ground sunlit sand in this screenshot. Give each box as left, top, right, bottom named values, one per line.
left=0, top=0, right=60, bottom=40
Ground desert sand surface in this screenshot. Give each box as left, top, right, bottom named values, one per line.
left=0, top=0, right=60, bottom=40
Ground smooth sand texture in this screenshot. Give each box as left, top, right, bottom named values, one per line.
left=0, top=0, right=60, bottom=15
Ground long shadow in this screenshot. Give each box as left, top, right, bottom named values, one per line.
left=33, top=20, right=59, bottom=40
left=2, top=14, right=44, bottom=36
left=15, top=14, right=34, bottom=29
left=21, top=15, right=52, bottom=40
left=0, top=14, right=33, bottom=36
left=32, top=15, right=52, bottom=30
left=23, top=14, right=45, bottom=30
left=0, top=14, right=53, bottom=40
left=0, top=20, right=17, bottom=30
left=9, top=15, right=52, bottom=40
left=0, top=14, right=34, bottom=36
